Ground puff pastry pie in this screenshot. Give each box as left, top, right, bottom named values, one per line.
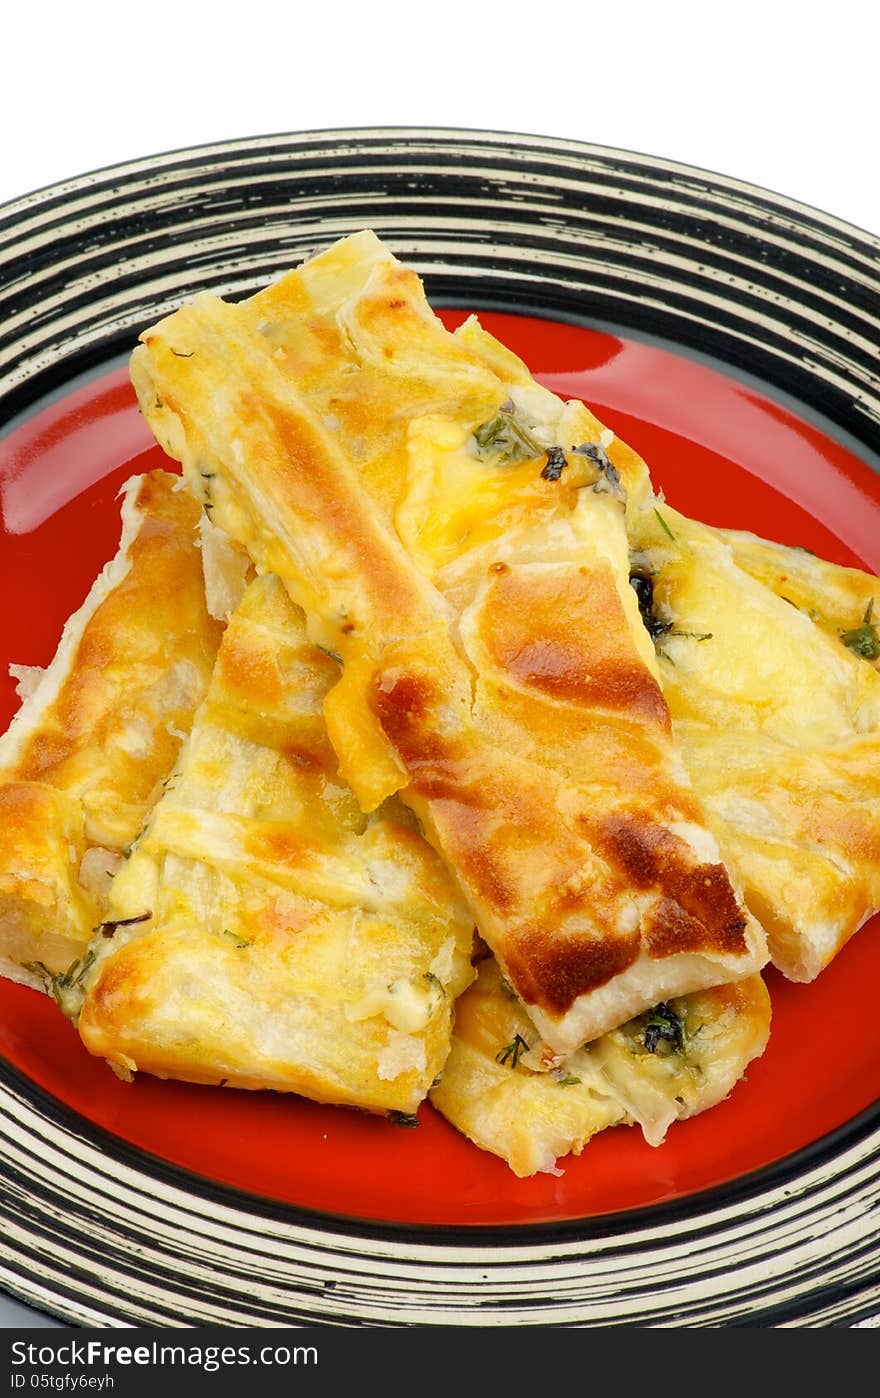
left=74, top=573, right=476, bottom=1113
left=130, top=231, right=768, bottom=1054
left=0, top=471, right=222, bottom=986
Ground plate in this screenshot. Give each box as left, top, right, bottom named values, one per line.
left=2, top=127, right=880, bottom=1327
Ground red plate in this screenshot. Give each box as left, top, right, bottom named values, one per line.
left=2, top=310, right=878, bottom=1227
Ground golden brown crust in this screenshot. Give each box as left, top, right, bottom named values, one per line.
left=0, top=470, right=223, bottom=980
left=5, top=471, right=223, bottom=847
left=477, top=563, right=671, bottom=731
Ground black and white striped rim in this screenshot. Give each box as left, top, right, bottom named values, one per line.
left=2, top=127, right=880, bottom=1328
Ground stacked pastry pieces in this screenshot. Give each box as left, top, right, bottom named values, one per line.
left=4, top=232, right=880, bottom=1177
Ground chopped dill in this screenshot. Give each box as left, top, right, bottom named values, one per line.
left=96, top=912, right=152, bottom=938
left=316, top=644, right=342, bottom=665
left=472, top=400, right=542, bottom=464
left=573, top=441, right=625, bottom=501
left=222, top=928, right=253, bottom=948
left=653, top=508, right=676, bottom=541
left=388, top=1111, right=420, bottom=1128
left=840, top=600, right=880, bottom=661
left=496, top=1033, right=530, bottom=1069
left=642, top=1002, right=688, bottom=1055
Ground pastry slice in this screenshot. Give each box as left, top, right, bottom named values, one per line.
left=430, top=956, right=771, bottom=1177
left=629, top=501, right=880, bottom=981
left=0, top=471, right=223, bottom=986
left=72, top=573, right=476, bottom=1114
left=129, top=231, right=767, bottom=1055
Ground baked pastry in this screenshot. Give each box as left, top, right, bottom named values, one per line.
left=0, top=471, right=222, bottom=986
left=629, top=502, right=880, bottom=981
left=430, top=955, right=771, bottom=1176
left=73, top=573, right=476, bottom=1113
left=130, top=231, right=768, bottom=1055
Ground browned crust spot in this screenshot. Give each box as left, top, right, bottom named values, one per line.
left=593, top=812, right=749, bottom=957
left=369, top=668, right=447, bottom=768
left=503, top=922, right=640, bottom=1015
left=244, top=824, right=319, bottom=870
left=217, top=630, right=283, bottom=711
left=258, top=400, right=426, bottom=631
left=479, top=563, right=670, bottom=730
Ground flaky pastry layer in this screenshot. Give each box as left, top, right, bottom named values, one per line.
left=0, top=471, right=222, bottom=984
left=76, top=574, right=476, bottom=1114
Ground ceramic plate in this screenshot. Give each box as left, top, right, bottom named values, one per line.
left=2, top=127, right=880, bottom=1328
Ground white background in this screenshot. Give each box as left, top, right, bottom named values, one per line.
left=2, top=0, right=879, bottom=239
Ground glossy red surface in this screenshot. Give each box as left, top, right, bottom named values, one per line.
left=1, top=311, right=879, bottom=1227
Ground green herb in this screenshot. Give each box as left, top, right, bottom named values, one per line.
left=498, top=977, right=518, bottom=1000
left=643, top=1002, right=687, bottom=1055
left=424, top=971, right=444, bottom=995
left=630, top=570, right=673, bottom=643
left=22, top=961, right=54, bottom=993
left=653, top=508, right=676, bottom=541
left=541, top=446, right=568, bottom=482
left=840, top=600, right=880, bottom=661
left=47, top=948, right=102, bottom=1020
left=96, top=912, right=152, bottom=939
left=573, top=441, right=613, bottom=469
left=662, top=629, right=713, bottom=644
left=222, top=928, right=253, bottom=948
left=472, top=401, right=542, bottom=464
left=496, top=1033, right=530, bottom=1068
left=553, top=1071, right=582, bottom=1086
left=316, top=644, right=342, bottom=665
left=573, top=442, right=625, bottom=501
left=388, top=1111, right=420, bottom=1128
